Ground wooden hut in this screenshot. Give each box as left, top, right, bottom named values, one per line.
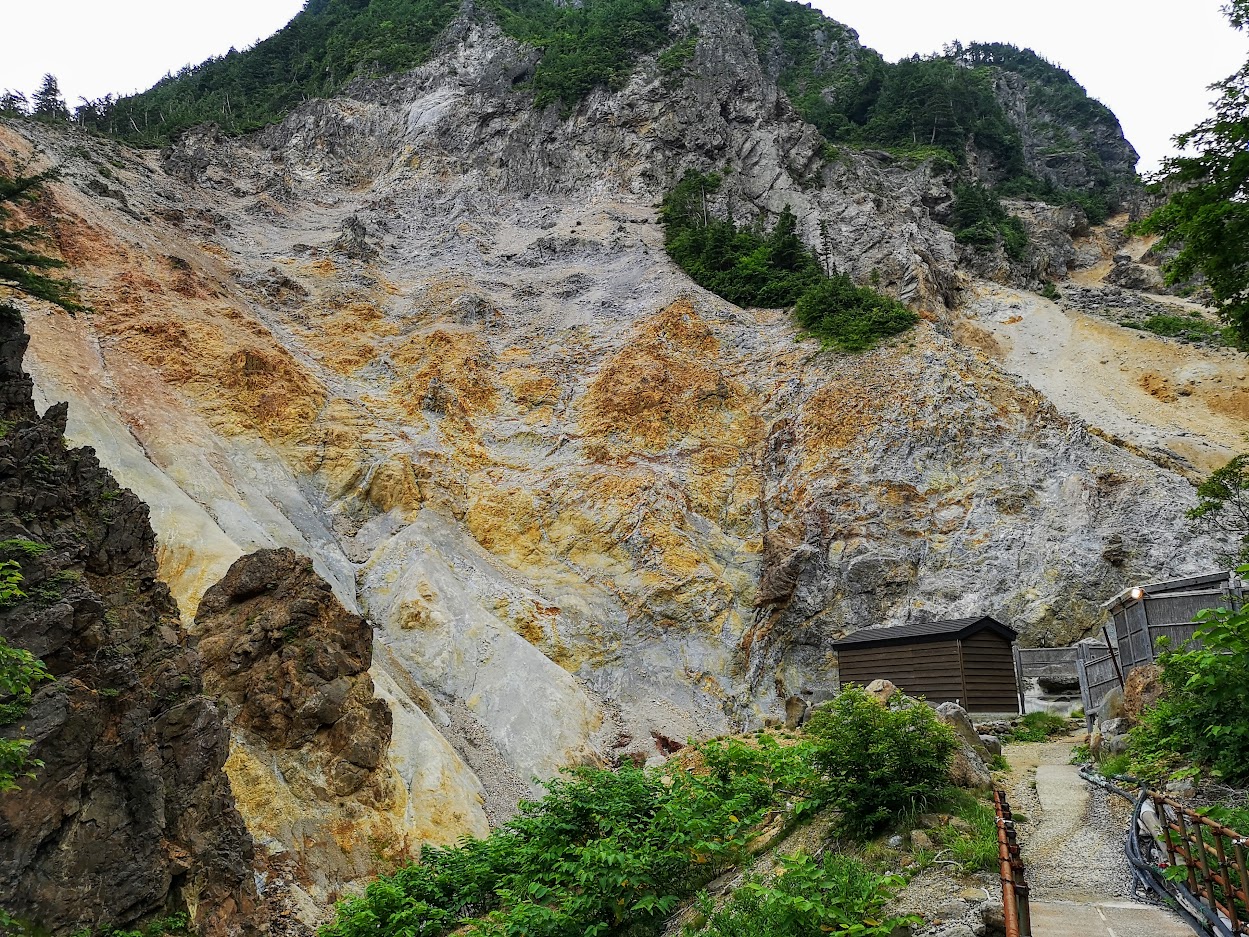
left=832, top=616, right=1020, bottom=714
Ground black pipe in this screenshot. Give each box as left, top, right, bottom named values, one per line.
left=1078, top=766, right=1232, bottom=936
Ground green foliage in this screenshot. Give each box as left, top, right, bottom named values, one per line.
left=1000, top=711, right=1069, bottom=743
left=31, top=74, right=70, bottom=122
left=1, top=171, right=84, bottom=313
left=662, top=171, right=822, bottom=308
left=102, top=0, right=671, bottom=140
left=1127, top=577, right=1249, bottom=784
left=1039, top=281, right=1060, bottom=301
left=1186, top=453, right=1249, bottom=565
left=658, top=37, right=699, bottom=73
left=949, top=183, right=1029, bottom=261
left=1121, top=313, right=1229, bottom=345
left=0, top=538, right=52, bottom=793
left=683, top=852, right=918, bottom=937
left=323, top=689, right=958, bottom=935
left=1135, top=2, right=1249, bottom=347
left=930, top=790, right=999, bottom=873
left=662, top=171, right=916, bottom=352
left=488, top=0, right=671, bottom=110
left=0, top=634, right=50, bottom=793
left=804, top=689, right=956, bottom=838
left=1097, top=752, right=1132, bottom=778
left=323, top=754, right=780, bottom=937
left=103, top=0, right=462, bottom=140
left=792, top=277, right=917, bottom=353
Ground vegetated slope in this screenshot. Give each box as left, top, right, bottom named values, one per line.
left=0, top=0, right=1225, bottom=920
left=97, top=0, right=670, bottom=140
left=95, top=0, right=1136, bottom=209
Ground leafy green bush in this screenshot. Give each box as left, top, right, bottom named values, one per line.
left=324, top=753, right=794, bottom=937
left=792, top=277, right=917, bottom=352
left=1127, top=586, right=1249, bottom=784
left=683, top=852, right=918, bottom=937
left=804, top=689, right=956, bottom=837
left=322, top=689, right=958, bottom=935
left=1, top=549, right=52, bottom=793
left=1000, top=711, right=1069, bottom=743
left=662, top=171, right=916, bottom=352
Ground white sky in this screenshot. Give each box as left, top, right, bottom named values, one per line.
left=0, top=0, right=1244, bottom=174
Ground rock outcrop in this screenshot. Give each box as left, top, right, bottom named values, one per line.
left=0, top=0, right=1226, bottom=895
left=195, top=548, right=478, bottom=915
left=0, top=308, right=259, bottom=934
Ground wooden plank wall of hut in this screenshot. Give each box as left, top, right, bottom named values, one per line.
left=961, top=631, right=1019, bottom=712
left=837, top=641, right=964, bottom=704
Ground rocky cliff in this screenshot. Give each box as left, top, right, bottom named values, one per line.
left=195, top=547, right=483, bottom=912
left=0, top=0, right=1239, bottom=924
left=0, top=308, right=258, bottom=934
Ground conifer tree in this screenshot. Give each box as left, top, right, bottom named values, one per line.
left=0, top=90, right=28, bottom=117
left=1138, top=0, right=1249, bottom=347
left=31, top=74, right=68, bottom=121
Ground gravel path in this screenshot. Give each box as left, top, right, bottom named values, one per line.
left=1001, top=735, right=1192, bottom=936
left=1001, top=736, right=1136, bottom=903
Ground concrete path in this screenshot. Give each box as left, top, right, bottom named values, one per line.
left=1006, top=745, right=1192, bottom=936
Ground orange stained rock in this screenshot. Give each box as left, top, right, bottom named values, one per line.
left=391, top=329, right=500, bottom=417
left=580, top=299, right=764, bottom=452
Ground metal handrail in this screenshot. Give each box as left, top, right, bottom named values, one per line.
left=994, top=789, right=1032, bottom=937
left=1149, top=790, right=1249, bottom=935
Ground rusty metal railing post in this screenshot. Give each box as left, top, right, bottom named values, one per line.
left=1148, top=788, right=1249, bottom=934
left=994, top=789, right=1032, bottom=937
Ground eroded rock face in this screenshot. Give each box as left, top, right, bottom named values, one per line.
left=195, top=547, right=486, bottom=915
left=0, top=0, right=1223, bottom=888
left=0, top=310, right=258, bottom=935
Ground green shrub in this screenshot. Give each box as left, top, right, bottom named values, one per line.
left=659, top=36, right=699, bottom=73
left=1121, top=314, right=1228, bottom=344
left=323, top=751, right=798, bottom=937
left=683, top=852, right=918, bottom=937
left=1126, top=584, right=1249, bottom=785
left=804, top=689, right=956, bottom=838
left=322, top=689, right=958, bottom=935
left=1001, top=711, right=1069, bottom=743
left=792, top=276, right=917, bottom=352
left=662, top=171, right=916, bottom=352
left=949, top=183, right=1029, bottom=260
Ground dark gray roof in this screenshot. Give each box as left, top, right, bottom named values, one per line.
left=831, top=615, right=1017, bottom=650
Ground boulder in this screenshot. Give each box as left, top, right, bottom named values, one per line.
left=1105, top=261, right=1164, bottom=291
left=1123, top=664, right=1163, bottom=723
left=936, top=702, right=993, bottom=790
left=979, top=734, right=1003, bottom=757
left=910, top=829, right=936, bottom=851
left=1097, top=687, right=1125, bottom=723
left=784, top=695, right=809, bottom=729
left=865, top=678, right=899, bottom=704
